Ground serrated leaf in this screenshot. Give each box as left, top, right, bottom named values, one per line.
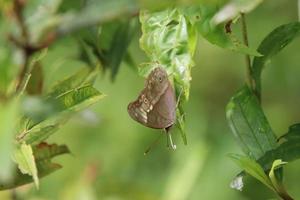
left=0, top=98, right=19, bottom=181
left=226, top=86, right=277, bottom=159
left=229, top=154, right=274, bottom=191
left=54, top=85, right=104, bottom=112
left=252, top=22, right=300, bottom=99
left=13, top=143, right=39, bottom=189
left=47, top=68, right=93, bottom=98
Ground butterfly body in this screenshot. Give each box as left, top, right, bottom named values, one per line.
left=127, top=67, right=176, bottom=129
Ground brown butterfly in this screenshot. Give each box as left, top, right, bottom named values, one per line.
left=127, top=67, right=177, bottom=150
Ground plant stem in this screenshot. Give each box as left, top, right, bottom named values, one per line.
left=240, top=13, right=254, bottom=92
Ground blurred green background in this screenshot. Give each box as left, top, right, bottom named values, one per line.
left=1, top=0, right=300, bottom=199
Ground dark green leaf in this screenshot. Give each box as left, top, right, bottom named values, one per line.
left=33, top=143, right=70, bottom=161
left=26, top=62, right=44, bottom=95
left=252, top=22, right=300, bottom=98
left=226, top=86, right=277, bottom=159
left=278, top=123, right=300, bottom=142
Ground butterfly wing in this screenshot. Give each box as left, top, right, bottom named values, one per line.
left=128, top=82, right=176, bottom=129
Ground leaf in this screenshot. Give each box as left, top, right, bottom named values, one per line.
left=33, top=142, right=70, bottom=161
left=0, top=142, right=69, bottom=190
left=268, top=159, right=287, bottom=192
left=211, top=0, right=264, bottom=25
left=229, top=154, right=274, bottom=191
left=26, top=0, right=62, bottom=44
left=106, top=19, right=138, bottom=80
left=193, top=5, right=261, bottom=56
left=252, top=22, right=300, bottom=98
left=26, top=62, right=44, bottom=95
left=258, top=137, right=300, bottom=171
left=0, top=162, right=61, bottom=190
left=54, top=85, right=104, bottom=112
left=278, top=123, right=300, bottom=142
left=13, top=143, right=39, bottom=189
left=47, top=68, right=94, bottom=98
left=80, top=19, right=138, bottom=80
left=0, top=98, right=19, bottom=181
left=17, top=124, right=60, bottom=145
left=226, top=86, right=277, bottom=159
left=56, top=0, right=139, bottom=36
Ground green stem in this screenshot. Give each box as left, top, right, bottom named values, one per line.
left=240, top=13, right=254, bottom=92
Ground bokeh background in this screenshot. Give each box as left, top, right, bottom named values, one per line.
left=1, top=0, right=300, bottom=199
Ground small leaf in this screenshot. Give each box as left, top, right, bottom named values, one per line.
left=229, top=154, right=274, bottom=191
left=0, top=98, right=19, bottom=181
left=268, top=159, right=287, bottom=192
left=13, top=143, right=39, bottom=189
left=226, top=86, right=277, bottom=159
left=252, top=22, right=300, bottom=98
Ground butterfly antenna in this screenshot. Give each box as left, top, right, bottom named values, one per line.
left=144, top=134, right=163, bottom=155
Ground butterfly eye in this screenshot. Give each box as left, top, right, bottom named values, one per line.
left=158, top=77, right=163, bottom=82
left=143, top=98, right=148, bottom=104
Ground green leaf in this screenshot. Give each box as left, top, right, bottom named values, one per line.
left=278, top=123, right=300, bottom=142
left=226, top=86, right=277, bottom=159
left=17, top=124, right=60, bottom=145
left=252, top=22, right=300, bottom=98
left=0, top=98, right=19, bottom=181
left=268, top=159, right=287, bottom=192
left=0, top=162, right=61, bottom=191
left=229, top=154, right=274, bottom=191
left=13, top=143, right=39, bottom=189
left=211, top=0, right=264, bottom=25
left=26, top=0, right=62, bottom=44
left=258, top=137, right=300, bottom=171
left=26, top=62, right=44, bottom=95
left=193, top=5, right=261, bottom=56
left=47, top=68, right=94, bottom=98
left=54, top=85, right=104, bottom=112
left=56, top=0, right=138, bottom=36
left=0, top=142, right=69, bottom=190
left=33, top=143, right=70, bottom=162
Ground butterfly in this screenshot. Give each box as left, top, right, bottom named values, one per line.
left=127, top=67, right=177, bottom=150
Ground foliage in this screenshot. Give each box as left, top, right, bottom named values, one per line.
left=0, top=0, right=299, bottom=200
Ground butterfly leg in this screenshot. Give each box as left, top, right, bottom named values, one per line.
left=165, top=128, right=176, bottom=150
